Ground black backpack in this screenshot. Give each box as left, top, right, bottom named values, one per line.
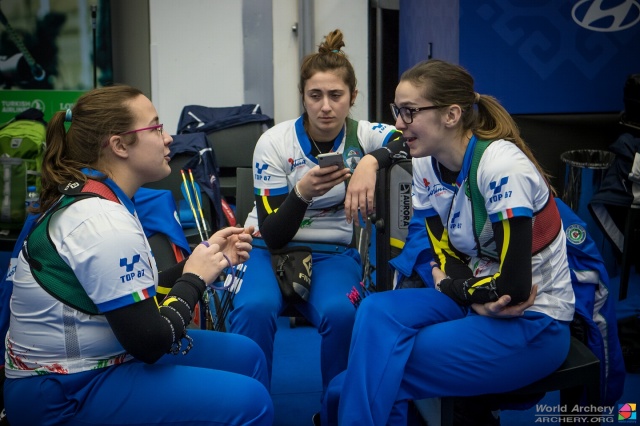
left=144, top=132, right=227, bottom=238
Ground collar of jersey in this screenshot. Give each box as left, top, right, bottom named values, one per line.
left=457, top=134, right=478, bottom=191
left=81, top=168, right=135, bottom=215
left=295, top=115, right=346, bottom=163
left=429, top=134, right=478, bottom=194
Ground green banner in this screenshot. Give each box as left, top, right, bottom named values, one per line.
left=0, top=90, right=86, bottom=124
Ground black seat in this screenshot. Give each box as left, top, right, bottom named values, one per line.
left=234, top=166, right=255, bottom=227
left=148, top=232, right=184, bottom=272
left=206, top=122, right=264, bottom=201
left=439, top=336, right=601, bottom=425
left=144, top=152, right=213, bottom=245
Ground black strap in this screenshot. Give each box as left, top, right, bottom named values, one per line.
left=24, top=180, right=120, bottom=314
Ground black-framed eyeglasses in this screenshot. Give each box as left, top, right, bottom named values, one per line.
left=390, top=103, right=444, bottom=124
left=118, top=124, right=164, bottom=136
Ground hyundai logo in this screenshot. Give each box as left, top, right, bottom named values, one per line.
left=572, top=0, right=640, bottom=32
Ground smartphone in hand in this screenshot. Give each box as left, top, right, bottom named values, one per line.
left=317, top=152, right=345, bottom=169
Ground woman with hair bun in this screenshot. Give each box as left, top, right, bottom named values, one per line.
left=228, top=29, right=401, bottom=417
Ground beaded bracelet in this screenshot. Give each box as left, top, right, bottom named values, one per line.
left=294, top=183, right=313, bottom=206
left=159, top=304, right=187, bottom=328
left=161, top=312, right=194, bottom=355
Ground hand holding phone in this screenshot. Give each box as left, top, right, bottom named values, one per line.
left=317, top=152, right=345, bottom=169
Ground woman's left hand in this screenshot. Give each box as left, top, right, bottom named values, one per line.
left=471, top=284, right=538, bottom=318
left=206, top=226, right=255, bottom=265
left=430, top=261, right=447, bottom=289
left=344, top=155, right=379, bottom=224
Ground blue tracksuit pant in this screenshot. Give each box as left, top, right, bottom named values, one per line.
left=228, top=245, right=360, bottom=393
left=4, top=330, right=273, bottom=426
left=322, top=288, right=570, bottom=426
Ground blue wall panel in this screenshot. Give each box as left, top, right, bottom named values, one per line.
left=459, top=0, right=640, bottom=114
left=399, top=0, right=459, bottom=76
left=399, top=0, right=640, bottom=114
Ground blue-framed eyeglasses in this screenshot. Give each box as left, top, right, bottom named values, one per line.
left=118, top=124, right=164, bottom=136
left=390, top=103, right=444, bottom=124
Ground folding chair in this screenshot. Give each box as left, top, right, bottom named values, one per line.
left=372, top=159, right=413, bottom=291
left=235, top=166, right=255, bottom=226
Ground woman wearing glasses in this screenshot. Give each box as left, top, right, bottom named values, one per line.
left=322, top=59, right=575, bottom=425
left=3, top=85, right=273, bottom=425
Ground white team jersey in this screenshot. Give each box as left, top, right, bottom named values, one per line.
left=244, top=116, right=396, bottom=245
left=5, top=190, right=158, bottom=378
left=412, top=139, right=574, bottom=321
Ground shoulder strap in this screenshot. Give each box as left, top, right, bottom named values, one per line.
left=342, top=118, right=364, bottom=187
left=344, top=118, right=369, bottom=248
left=468, top=139, right=492, bottom=257
left=468, top=140, right=561, bottom=258
left=59, top=179, right=120, bottom=202
left=24, top=180, right=120, bottom=315
left=344, top=118, right=362, bottom=156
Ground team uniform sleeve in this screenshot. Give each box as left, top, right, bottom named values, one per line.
left=437, top=143, right=539, bottom=305
left=355, top=121, right=399, bottom=154
left=58, top=204, right=157, bottom=313
left=354, top=120, right=403, bottom=169
left=106, top=272, right=207, bottom=363
left=54, top=201, right=209, bottom=363
left=256, top=191, right=310, bottom=249
left=251, top=125, right=309, bottom=249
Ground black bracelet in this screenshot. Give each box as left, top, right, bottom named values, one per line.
left=161, top=316, right=181, bottom=355
left=161, top=314, right=193, bottom=355
left=159, top=304, right=187, bottom=329
left=435, top=276, right=451, bottom=292
left=173, top=296, right=193, bottom=314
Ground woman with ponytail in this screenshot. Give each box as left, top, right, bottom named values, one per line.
left=325, top=59, right=575, bottom=425
left=4, top=85, right=273, bottom=426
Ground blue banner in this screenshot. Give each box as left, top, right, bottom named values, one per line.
left=399, top=0, right=640, bottom=114
left=460, top=0, right=640, bottom=113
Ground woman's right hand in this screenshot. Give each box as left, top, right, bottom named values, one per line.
left=182, top=242, right=228, bottom=285
left=296, top=164, right=351, bottom=201
left=207, top=226, right=254, bottom=266
left=471, top=284, right=538, bottom=318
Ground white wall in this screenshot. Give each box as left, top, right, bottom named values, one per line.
left=272, top=0, right=370, bottom=124
left=148, top=0, right=369, bottom=132
left=149, top=1, right=244, bottom=133
left=314, top=1, right=369, bottom=123
left=272, top=0, right=300, bottom=123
